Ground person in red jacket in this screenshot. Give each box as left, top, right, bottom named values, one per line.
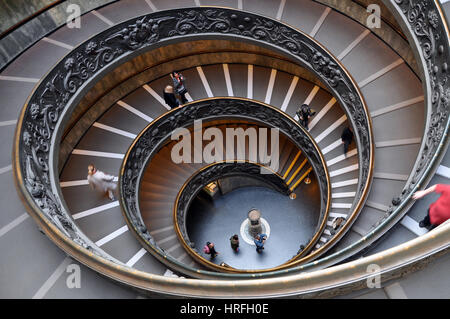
left=412, top=184, right=450, bottom=228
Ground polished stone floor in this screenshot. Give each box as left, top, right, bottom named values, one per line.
left=186, top=179, right=321, bottom=270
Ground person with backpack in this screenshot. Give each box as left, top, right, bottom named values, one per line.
left=296, top=103, right=316, bottom=130
left=203, top=241, right=218, bottom=258
left=171, top=71, right=189, bottom=104
left=229, top=234, right=239, bottom=252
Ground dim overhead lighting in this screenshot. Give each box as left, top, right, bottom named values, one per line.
left=289, top=193, right=297, bottom=200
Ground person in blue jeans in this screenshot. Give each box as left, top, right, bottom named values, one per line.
left=254, top=234, right=267, bottom=253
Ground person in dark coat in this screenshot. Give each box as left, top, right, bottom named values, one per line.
left=171, top=71, right=188, bottom=104
left=296, top=104, right=316, bottom=130
left=229, top=234, right=239, bottom=252
left=341, top=126, right=354, bottom=156
left=163, top=85, right=179, bottom=109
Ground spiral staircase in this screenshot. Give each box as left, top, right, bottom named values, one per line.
left=0, top=0, right=449, bottom=298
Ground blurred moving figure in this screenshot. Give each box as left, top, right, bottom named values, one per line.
left=413, top=184, right=450, bottom=229
left=341, top=126, right=354, bottom=157
left=87, top=164, right=117, bottom=201
left=163, top=85, right=180, bottom=109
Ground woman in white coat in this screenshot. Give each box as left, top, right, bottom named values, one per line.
left=87, top=164, right=117, bottom=200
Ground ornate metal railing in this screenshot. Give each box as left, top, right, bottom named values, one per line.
left=13, top=6, right=373, bottom=279
left=120, top=97, right=331, bottom=274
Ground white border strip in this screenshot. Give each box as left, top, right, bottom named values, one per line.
left=280, top=76, right=299, bottom=112
left=247, top=65, right=253, bottom=99
left=329, top=212, right=348, bottom=218
left=321, top=139, right=342, bottom=155
left=332, top=192, right=356, bottom=199
left=143, top=84, right=170, bottom=110
left=178, top=252, right=189, bottom=262
left=332, top=202, right=352, bottom=209
left=351, top=225, right=367, bottom=237
left=0, top=120, right=17, bottom=127
left=276, top=0, right=286, bottom=20
left=95, top=225, right=128, bottom=247
left=196, top=66, right=214, bottom=98
left=60, top=177, right=118, bottom=188
left=72, top=149, right=124, bottom=159
left=117, top=100, right=154, bottom=123
left=72, top=201, right=119, bottom=220
left=0, top=75, right=39, bottom=83
left=314, top=115, right=347, bottom=143
left=329, top=163, right=359, bottom=177
left=375, top=138, right=422, bottom=148
left=366, top=201, right=389, bottom=212
left=222, top=64, right=234, bottom=97
left=91, top=10, right=115, bottom=26
left=126, top=248, right=147, bottom=267
left=166, top=243, right=181, bottom=254
left=436, top=165, right=450, bottom=178
left=358, top=59, right=404, bottom=88
left=93, top=122, right=137, bottom=139
left=0, top=213, right=29, bottom=238
left=150, top=225, right=174, bottom=236
left=32, top=257, right=72, bottom=299
left=401, top=215, right=428, bottom=236
left=0, top=164, right=12, bottom=175
left=308, top=97, right=336, bottom=131
left=41, top=37, right=74, bottom=50
left=310, top=7, right=331, bottom=37
left=337, top=29, right=371, bottom=60
left=265, top=69, right=277, bottom=104
left=373, top=172, right=409, bottom=181
left=332, top=179, right=358, bottom=189
left=145, top=0, right=157, bottom=11
left=60, top=180, right=88, bottom=187
left=384, top=282, right=408, bottom=299
left=371, top=96, right=424, bottom=118
left=157, top=234, right=177, bottom=245
left=327, top=149, right=358, bottom=166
